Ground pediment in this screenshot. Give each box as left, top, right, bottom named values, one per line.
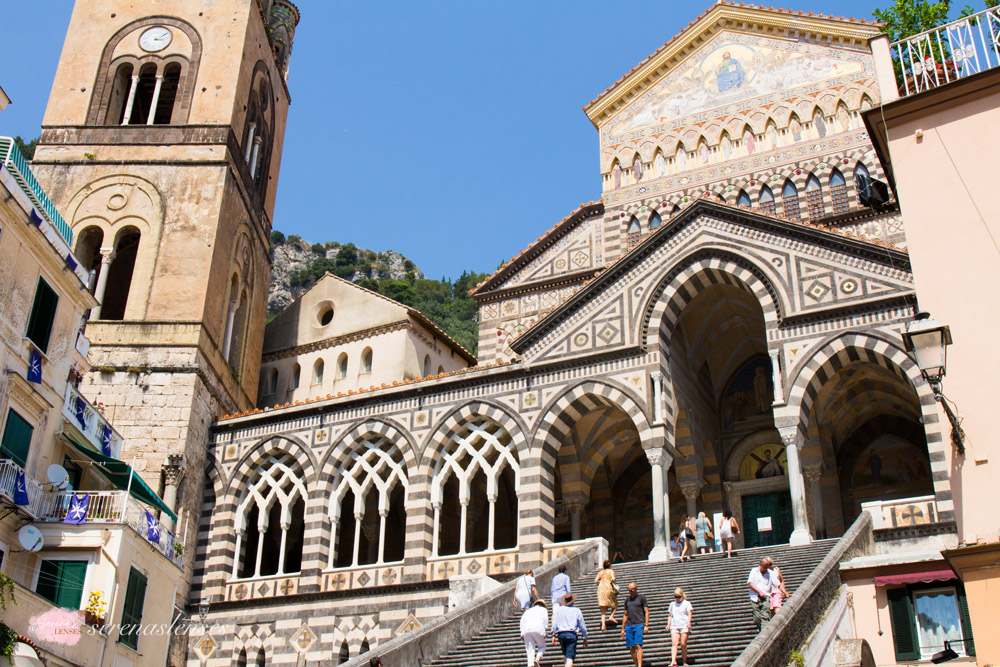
left=510, top=200, right=913, bottom=363
left=603, top=30, right=871, bottom=148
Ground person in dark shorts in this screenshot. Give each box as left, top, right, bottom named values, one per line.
left=620, top=582, right=650, bottom=667
left=551, top=593, right=588, bottom=667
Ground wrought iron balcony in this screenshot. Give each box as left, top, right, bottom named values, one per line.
left=891, top=6, right=1000, bottom=97
left=37, top=489, right=183, bottom=568
left=0, top=458, right=44, bottom=517
left=62, top=382, right=123, bottom=460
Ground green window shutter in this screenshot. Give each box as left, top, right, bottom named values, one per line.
left=26, top=277, right=58, bottom=353
left=119, top=567, right=148, bottom=650
left=887, top=587, right=920, bottom=661
left=957, top=586, right=976, bottom=657
left=0, top=410, right=33, bottom=468
left=36, top=560, right=87, bottom=609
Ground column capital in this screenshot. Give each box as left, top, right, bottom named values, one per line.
left=563, top=500, right=586, bottom=515
left=679, top=481, right=703, bottom=500
left=778, top=426, right=802, bottom=448
left=649, top=370, right=663, bottom=382
left=644, top=447, right=668, bottom=467
left=98, top=247, right=117, bottom=264
left=162, top=456, right=184, bottom=485
left=803, top=463, right=824, bottom=483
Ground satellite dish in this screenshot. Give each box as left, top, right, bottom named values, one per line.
left=17, top=525, right=44, bottom=552
left=46, top=464, right=70, bottom=490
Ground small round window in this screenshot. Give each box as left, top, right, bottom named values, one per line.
left=318, top=305, right=334, bottom=326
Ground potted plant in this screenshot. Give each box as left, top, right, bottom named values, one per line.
left=84, top=590, right=107, bottom=628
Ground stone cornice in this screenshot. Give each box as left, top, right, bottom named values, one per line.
left=262, top=320, right=410, bottom=362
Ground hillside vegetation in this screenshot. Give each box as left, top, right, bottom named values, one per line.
left=268, top=231, right=486, bottom=355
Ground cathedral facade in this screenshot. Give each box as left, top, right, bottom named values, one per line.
left=183, top=5, right=951, bottom=664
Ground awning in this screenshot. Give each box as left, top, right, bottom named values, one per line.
left=67, top=438, right=177, bottom=521
left=874, top=569, right=956, bottom=586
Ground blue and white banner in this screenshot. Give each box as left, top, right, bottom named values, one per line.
left=63, top=493, right=89, bottom=524
left=145, top=509, right=160, bottom=544
left=74, top=396, right=87, bottom=429
left=13, top=471, right=30, bottom=506
left=27, top=348, right=42, bottom=383
left=100, top=425, right=113, bottom=457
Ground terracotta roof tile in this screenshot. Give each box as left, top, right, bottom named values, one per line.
left=583, top=1, right=880, bottom=112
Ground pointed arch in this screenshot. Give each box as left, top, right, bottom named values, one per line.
left=788, top=113, right=803, bottom=142
left=759, top=184, right=775, bottom=214
left=653, top=149, right=666, bottom=178
left=626, top=215, right=643, bottom=250
left=632, top=153, right=644, bottom=182
left=742, top=124, right=757, bottom=155
left=805, top=173, right=824, bottom=220
left=782, top=179, right=801, bottom=219
left=720, top=131, right=734, bottom=160
left=830, top=168, right=849, bottom=214
left=611, top=159, right=623, bottom=189
left=648, top=211, right=662, bottom=230
left=813, top=108, right=828, bottom=138
left=736, top=189, right=752, bottom=208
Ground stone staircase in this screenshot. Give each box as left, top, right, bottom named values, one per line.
left=428, top=540, right=838, bottom=667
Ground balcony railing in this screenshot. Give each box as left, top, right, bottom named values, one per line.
left=37, top=490, right=183, bottom=568
left=891, top=6, right=1000, bottom=97
left=0, top=137, right=73, bottom=245
left=62, top=382, right=123, bottom=459
left=0, top=458, right=44, bottom=517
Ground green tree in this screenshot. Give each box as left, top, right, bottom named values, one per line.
left=13, top=135, right=38, bottom=160
left=311, top=242, right=326, bottom=255
left=872, top=0, right=951, bottom=44
left=270, top=230, right=285, bottom=246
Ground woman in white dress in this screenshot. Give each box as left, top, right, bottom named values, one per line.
left=719, top=509, right=739, bottom=558
left=514, top=569, right=538, bottom=610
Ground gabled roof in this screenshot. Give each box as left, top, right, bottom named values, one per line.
left=470, top=201, right=603, bottom=298
left=583, top=1, right=882, bottom=128
left=510, top=195, right=908, bottom=353
left=268, top=272, right=477, bottom=364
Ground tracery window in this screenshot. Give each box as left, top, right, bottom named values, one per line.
left=626, top=216, right=642, bottom=250
left=234, top=456, right=307, bottom=578
left=805, top=174, right=824, bottom=220
left=105, top=60, right=184, bottom=126
left=431, top=419, right=519, bottom=556
left=782, top=180, right=801, bottom=219
left=830, top=169, right=849, bottom=214
left=328, top=435, right=409, bottom=567
left=759, top=185, right=776, bottom=215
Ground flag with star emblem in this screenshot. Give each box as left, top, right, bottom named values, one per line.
left=27, top=348, right=42, bottom=383
left=100, top=425, right=113, bottom=457
left=145, top=509, right=160, bottom=544
left=13, top=471, right=30, bottom=506
left=74, top=396, right=87, bottom=428
left=63, top=493, right=89, bottom=524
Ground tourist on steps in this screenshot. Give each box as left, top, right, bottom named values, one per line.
left=551, top=593, right=588, bottom=667
left=719, top=510, right=738, bottom=558
left=551, top=565, right=571, bottom=607
left=748, top=557, right=786, bottom=630
left=696, top=511, right=712, bottom=554
left=678, top=514, right=695, bottom=561
left=620, top=582, right=650, bottom=667
left=515, top=569, right=539, bottom=611
left=666, top=587, right=693, bottom=667
left=594, top=559, right=618, bottom=630
left=520, top=599, right=549, bottom=667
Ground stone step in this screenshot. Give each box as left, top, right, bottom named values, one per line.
left=428, top=540, right=836, bottom=667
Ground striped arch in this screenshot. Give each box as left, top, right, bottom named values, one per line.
left=642, top=251, right=784, bottom=352
left=318, top=419, right=418, bottom=486
left=532, top=379, right=654, bottom=475
left=419, top=399, right=530, bottom=468
left=227, top=434, right=319, bottom=493
left=777, top=332, right=954, bottom=520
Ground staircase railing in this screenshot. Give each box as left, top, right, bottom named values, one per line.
left=731, top=512, right=874, bottom=667
left=346, top=538, right=608, bottom=667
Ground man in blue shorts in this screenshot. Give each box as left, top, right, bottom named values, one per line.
left=620, top=582, right=650, bottom=667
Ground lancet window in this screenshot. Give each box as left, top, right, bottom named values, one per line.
left=805, top=174, right=824, bottom=220
left=759, top=185, right=776, bottom=215
left=328, top=435, right=409, bottom=568
left=234, top=456, right=307, bottom=579
left=782, top=180, right=800, bottom=219
left=830, top=169, right=848, bottom=214
left=626, top=216, right=642, bottom=250
left=431, top=419, right=520, bottom=556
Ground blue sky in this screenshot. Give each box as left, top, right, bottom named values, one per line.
left=4, top=1, right=895, bottom=280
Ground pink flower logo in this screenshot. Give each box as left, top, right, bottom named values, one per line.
left=29, top=608, right=85, bottom=646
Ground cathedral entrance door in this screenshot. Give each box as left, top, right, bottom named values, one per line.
left=741, top=491, right=793, bottom=547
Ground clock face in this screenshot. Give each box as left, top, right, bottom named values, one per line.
left=139, top=26, right=172, bottom=52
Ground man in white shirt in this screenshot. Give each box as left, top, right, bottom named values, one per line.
left=551, top=593, right=588, bottom=667
left=520, top=599, right=548, bottom=667
left=747, top=557, right=775, bottom=630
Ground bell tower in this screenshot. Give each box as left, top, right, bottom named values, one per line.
left=31, top=0, right=300, bottom=615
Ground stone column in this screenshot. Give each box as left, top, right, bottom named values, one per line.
left=769, top=349, right=784, bottom=406
left=660, top=456, right=673, bottom=553
left=779, top=427, right=813, bottom=546
left=121, top=74, right=140, bottom=126
left=485, top=495, right=497, bottom=552
left=146, top=74, right=164, bottom=124
left=221, top=299, right=238, bottom=359
left=90, top=248, right=116, bottom=320
left=650, top=371, right=665, bottom=425
left=564, top=500, right=586, bottom=541
left=646, top=449, right=670, bottom=561
left=160, top=455, right=184, bottom=533
left=803, top=464, right=825, bottom=539
left=244, top=122, right=257, bottom=162
left=680, top=481, right=702, bottom=520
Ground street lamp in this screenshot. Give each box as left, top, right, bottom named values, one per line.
left=902, top=312, right=965, bottom=455
left=198, top=597, right=211, bottom=624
